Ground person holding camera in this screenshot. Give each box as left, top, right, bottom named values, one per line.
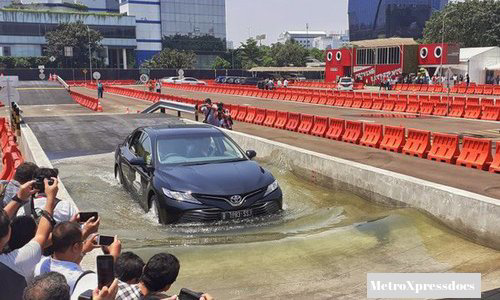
left=0, top=178, right=59, bottom=300
left=17, top=168, right=79, bottom=223
left=0, top=162, right=38, bottom=208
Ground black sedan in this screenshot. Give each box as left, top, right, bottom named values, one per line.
left=114, top=124, right=283, bottom=224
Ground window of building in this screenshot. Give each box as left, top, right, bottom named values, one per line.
left=2, top=46, right=10, bottom=56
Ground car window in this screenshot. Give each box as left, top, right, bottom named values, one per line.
left=156, top=133, right=245, bottom=165
left=129, top=131, right=142, bottom=154
left=130, top=131, right=152, bottom=164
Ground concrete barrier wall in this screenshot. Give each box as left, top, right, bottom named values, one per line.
left=224, top=129, right=500, bottom=250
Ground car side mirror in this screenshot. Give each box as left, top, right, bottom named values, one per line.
left=246, top=150, right=257, bottom=160
left=129, top=157, right=146, bottom=166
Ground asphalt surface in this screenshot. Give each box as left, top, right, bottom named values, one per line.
left=24, top=113, right=181, bottom=160
left=16, top=81, right=74, bottom=105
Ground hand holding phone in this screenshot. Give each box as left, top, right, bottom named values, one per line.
left=179, top=288, right=204, bottom=300
left=96, top=235, right=114, bottom=246
left=96, top=255, right=114, bottom=289
left=78, top=212, right=98, bottom=223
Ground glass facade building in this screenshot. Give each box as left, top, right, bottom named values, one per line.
left=160, top=0, right=226, bottom=39
left=348, top=0, right=448, bottom=41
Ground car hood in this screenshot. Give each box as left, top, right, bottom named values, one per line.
left=154, top=160, right=274, bottom=195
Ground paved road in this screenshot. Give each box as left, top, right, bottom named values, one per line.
left=16, top=81, right=74, bottom=105
left=155, top=87, right=500, bottom=141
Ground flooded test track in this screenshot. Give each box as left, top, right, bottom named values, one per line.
left=25, top=113, right=500, bottom=299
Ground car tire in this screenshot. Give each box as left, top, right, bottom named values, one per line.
left=149, top=195, right=171, bottom=224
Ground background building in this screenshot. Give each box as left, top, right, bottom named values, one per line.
left=278, top=31, right=327, bottom=49
left=313, top=32, right=349, bottom=50
left=348, top=0, right=449, bottom=41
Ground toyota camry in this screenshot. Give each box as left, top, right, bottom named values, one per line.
left=114, top=124, right=283, bottom=224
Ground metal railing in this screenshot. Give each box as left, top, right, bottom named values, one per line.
left=142, top=100, right=199, bottom=121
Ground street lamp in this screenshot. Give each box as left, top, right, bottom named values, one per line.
left=87, top=26, right=92, bottom=83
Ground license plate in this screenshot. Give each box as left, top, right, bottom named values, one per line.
left=222, top=209, right=253, bottom=220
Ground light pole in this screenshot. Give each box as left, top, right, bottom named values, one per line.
left=87, top=26, right=92, bottom=83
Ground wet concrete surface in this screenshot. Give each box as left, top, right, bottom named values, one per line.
left=53, top=151, right=500, bottom=299
left=157, top=87, right=500, bottom=141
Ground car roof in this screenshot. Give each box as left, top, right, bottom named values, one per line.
left=140, top=124, right=222, bottom=137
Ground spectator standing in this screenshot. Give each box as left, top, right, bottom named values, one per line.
left=23, top=272, right=70, bottom=300
left=466, top=73, right=470, bottom=86
left=97, top=82, right=104, bottom=99
left=199, top=98, right=219, bottom=127
left=283, top=79, right=288, bottom=88
left=0, top=178, right=58, bottom=300
left=459, top=74, right=464, bottom=83
left=155, top=80, right=162, bottom=94
left=277, top=79, right=282, bottom=88
left=1, top=162, right=38, bottom=208
left=496, top=75, right=500, bottom=85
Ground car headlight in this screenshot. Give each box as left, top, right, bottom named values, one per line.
left=264, top=180, right=279, bottom=197
left=162, top=188, right=202, bottom=204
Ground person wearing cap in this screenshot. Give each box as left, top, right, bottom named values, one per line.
left=199, top=98, right=219, bottom=126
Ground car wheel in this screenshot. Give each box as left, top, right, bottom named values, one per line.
left=149, top=195, right=171, bottom=224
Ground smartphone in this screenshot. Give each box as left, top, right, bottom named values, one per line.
left=178, top=288, right=203, bottom=300
left=78, top=212, right=98, bottom=222
left=96, top=235, right=114, bottom=246
left=96, top=255, right=114, bottom=289
left=77, top=289, right=93, bottom=300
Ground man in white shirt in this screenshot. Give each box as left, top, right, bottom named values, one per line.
left=283, top=79, right=289, bottom=88
left=34, top=221, right=121, bottom=299
left=0, top=178, right=59, bottom=300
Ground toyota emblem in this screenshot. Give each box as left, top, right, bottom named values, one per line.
left=229, top=195, right=243, bottom=206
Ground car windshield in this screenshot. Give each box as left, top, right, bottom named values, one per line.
left=156, top=132, right=246, bottom=165
left=341, top=78, right=352, bottom=83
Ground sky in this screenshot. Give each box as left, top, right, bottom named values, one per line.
left=225, top=0, right=349, bottom=47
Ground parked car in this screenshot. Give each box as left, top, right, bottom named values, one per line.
left=240, top=77, right=261, bottom=86
left=161, top=77, right=207, bottom=85
left=115, top=124, right=283, bottom=224
left=225, top=77, right=237, bottom=84
left=215, top=76, right=226, bottom=83
left=337, top=77, right=354, bottom=91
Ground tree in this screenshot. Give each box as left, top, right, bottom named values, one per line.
left=141, top=48, right=196, bottom=69
left=309, top=48, right=325, bottom=62
left=239, top=38, right=264, bottom=69
left=270, top=40, right=309, bottom=67
left=422, top=0, right=499, bottom=47
left=162, top=34, right=226, bottom=52
left=45, top=21, right=103, bottom=68
left=211, top=56, right=231, bottom=69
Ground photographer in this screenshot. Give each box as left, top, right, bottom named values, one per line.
left=17, top=168, right=79, bottom=223
left=0, top=178, right=59, bottom=300
left=34, top=221, right=122, bottom=298
left=116, top=253, right=214, bottom=300
left=1, top=162, right=38, bottom=208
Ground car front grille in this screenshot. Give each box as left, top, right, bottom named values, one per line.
left=178, top=200, right=281, bottom=223
left=193, top=187, right=266, bottom=206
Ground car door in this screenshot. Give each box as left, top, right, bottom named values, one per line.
left=133, top=132, right=153, bottom=205
left=119, top=130, right=142, bottom=188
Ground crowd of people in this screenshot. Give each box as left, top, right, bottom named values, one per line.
left=198, top=98, right=233, bottom=130
left=0, top=163, right=214, bottom=300
left=257, top=78, right=289, bottom=90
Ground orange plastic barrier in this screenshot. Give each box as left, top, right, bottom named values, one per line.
left=361, top=98, right=373, bottom=109
left=297, top=114, right=314, bottom=134
left=342, top=121, right=363, bottom=144
left=466, top=97, right=480, bottom=105
left=418, top=95, right=430, bottom=102
left=229, top=105, right=239, bottom=119
left=456, top=137, right=493, bottom=170
left=380, top=126, right=405, bottom=153
left=419, top=102, right=434, bottom=115
left=343, top=98, right=353, bottom=107
left=481, top=98, right=494, bottom=107
left=235, top=106, right=247, bottom=121
left=326, top=95, right=336, bottom=106
left=453, top=96, right=466, bottom=105
left=325, top=118, right=345, bottom=140
left=433, top=103, right=448, bottom=116
left=310, top=94, right=320, bottom=104
left=448, top=104, right=465, bottom=118
left=427, top=133, right=460, bottom=164
left=406, top=101, right=420, bottom=114
left=253, top=108, right=266, bottom=125
left=310, top=116, right=329, bottom=137
left=463, top=104, right=481, bottom=119
left=408, top=94, right=418, bottom=102
left=480, top=105, right=500, bottom=121
left=393, top=100, right=407, bottom=112
left=372, top=99, right=384, bottom=110
left=274, top=111, right=288, bottom=129
left=244, top=107, right=256, bottom=123
left=402, top=129, right=431, bottom=158
left=430, top=95, right=441, bottom=103
left=285, top=112, right=300, bottom=131
left=352, top=98, right=363, bottom=108
left=263, top=110, right=277, bottom=127
left=360, top=124, right=383, bottom=148
left=382, top=100, right=395, bottom=111
left=334, top=97, right=345, bottom=106
left=490, top=142, right=500, bottom=173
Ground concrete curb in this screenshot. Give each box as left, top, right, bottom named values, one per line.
left=183, top=118, right=500, bottom=249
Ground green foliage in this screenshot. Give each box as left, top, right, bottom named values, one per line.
left=239, top=38, right=264, bottom=69
left=422, top=0, right=500, bottom=47
left=0, top=56, right=51, bottom=69
left=308, top=48, right=325, bottom=62
left=211, top=56, right=231, bottom=69
left=141, top=48, right=196, bottom=69
left=269, top=40, right=309, bottom=67
left=45, top=21, right=104, bottom=68
left=162, top=34, right=226, bottom=52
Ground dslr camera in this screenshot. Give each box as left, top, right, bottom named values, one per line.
left=33, top=167, right=58, bottom=193
left=34, top=176, right=54, bottom=193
